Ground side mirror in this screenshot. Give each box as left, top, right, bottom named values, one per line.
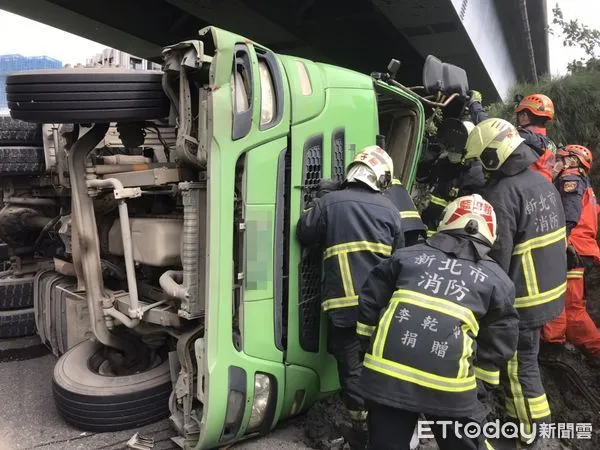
left=422, top=55, right=469, bottom=97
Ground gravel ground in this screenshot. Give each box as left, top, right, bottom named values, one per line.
left=0, top=336, right=313, bottom=450
left=0, top=329, right=594, bottom=450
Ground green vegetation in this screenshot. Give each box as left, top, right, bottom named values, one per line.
left=487, top=4, right=600, bottom=175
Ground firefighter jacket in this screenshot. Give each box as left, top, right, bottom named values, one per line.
left=480, top=143, right=567, bottom=329
left=356, top=233, right=518, bottom=418
left=518, top=126, right=557, bottom=183
left=557, top=169, right=600, bottom=262
left=297, top=183, right=404, bottom=327
left=420, top=161, right=486, bottom=237
left=469, top=102, right=557, bottom=183
left=384, top=179, right=426, bottom=245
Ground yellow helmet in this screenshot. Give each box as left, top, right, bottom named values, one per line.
left=464, top=118, right=524, bottom=171
left=437, top=194, right=497, bottom=246
left=346, top=145, right=394, bottom=191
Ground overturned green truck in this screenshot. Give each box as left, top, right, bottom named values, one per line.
left=0, top=26, right=468, bottom=448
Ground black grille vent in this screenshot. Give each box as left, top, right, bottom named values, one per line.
left=299, top=135, right=323, bottom=353
left=332, top=129, right=345, bottom=182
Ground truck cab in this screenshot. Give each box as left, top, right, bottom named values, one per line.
left=0, top=26, right=466, bottom=449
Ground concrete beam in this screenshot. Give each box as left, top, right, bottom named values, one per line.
left=449, top=0, right=518, bottom=99
left=528, top=0, right=551, bottom=76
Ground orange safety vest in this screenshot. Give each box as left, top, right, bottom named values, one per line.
left=526, top=126, right=556, bottom=183
left=562, top=169, right=600, bottom=262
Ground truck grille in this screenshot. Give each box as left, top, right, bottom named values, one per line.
left=299, top=135, right=323, bottom=353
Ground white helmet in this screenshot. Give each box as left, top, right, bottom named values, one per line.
left=437, top=194, right=497, bottom=246
left=346, top=145, right=394, bottom=191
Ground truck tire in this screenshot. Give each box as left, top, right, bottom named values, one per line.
left=52, top=340, right=172, bottom=431
left=0, top=275, right=35, bottom=310
left=0, top=116, right=43, bottom=145
left=0, top=146, right=45, bottom=174
left=6, top=69, right=170, bottom=123
left=0, top=308, right=36, bottom=338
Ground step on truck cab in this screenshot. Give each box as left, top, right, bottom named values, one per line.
left=2, top=26, right=468, bottom=449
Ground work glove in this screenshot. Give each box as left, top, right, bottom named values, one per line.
left=468, top=90, right=483, bottom=106
left=316, top=178, right=341, bottom=198
left=567, top=245, right=582, bottom=270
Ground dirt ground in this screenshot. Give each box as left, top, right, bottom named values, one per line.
left=302, top=270, right=600, bottom=449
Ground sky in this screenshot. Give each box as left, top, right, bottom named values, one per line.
left=0, top=1, right=597, bottom=73
left=546, top=0, right=600, bottom=75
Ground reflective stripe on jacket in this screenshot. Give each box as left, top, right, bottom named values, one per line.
left=557, top=169, right=600, bottom=262
left=385, top=179, right=426, bottom=238
left=356, top=235, right=518, bottom=417
left=481, top=152, right=567, bottom=329
left=297, top=184, right=404, bottom=327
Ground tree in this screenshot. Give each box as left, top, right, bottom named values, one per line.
left=487, top=4, right=600, bottom=181
left=550, top=4, right=600, bottom=72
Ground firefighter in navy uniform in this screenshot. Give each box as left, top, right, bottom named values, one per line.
left=297, top=145, right=404, bottom=436
left=312, top=178, right=424, bottom=247
left=385, top=178, right=426, bottom=246
left=356, top=194, right=518, bottom=450
left=542, top=145, right=600, bottom=366
left=418, top=120, right=485, bottom=235
left=463, top=118, right=567, bottom=446
left=468, top=91, right=557, bottom=183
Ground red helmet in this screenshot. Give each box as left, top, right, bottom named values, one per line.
left=515, top=94, right=555, bottom=121
left=558, top=145, right=593, bottom=172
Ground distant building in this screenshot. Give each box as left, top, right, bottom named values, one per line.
left=0, top=54, right=63, bottom=111
left=83, top=48, right=161, bottom=71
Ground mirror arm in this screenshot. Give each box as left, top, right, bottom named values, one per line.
left=388, top=78, right=460, bottom=108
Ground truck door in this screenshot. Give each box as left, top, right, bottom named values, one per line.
left=373, top=80, right=425, bottom=190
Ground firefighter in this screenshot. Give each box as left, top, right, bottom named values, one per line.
left=463, top=118, right=567, bottom=446
left=541, top=145, right=600, bottom=366
left=385, top=178, right=426, bottom=246
left=468, top=91, right=558, bottom=183
left=296, top=145, right=404, bottom=437
left=356, top=194, right=518, bottom=450
left=419, top=120, right=484, bottom=235
left=312, top=177, right=424, bottom=248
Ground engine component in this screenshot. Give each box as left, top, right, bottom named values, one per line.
left=108, top=217, right=184, bottom=267
left=0, top=205, right=53, bottom=250
left=34, top=270, right=89, bottom=357
left=159, top=182, right=206, bottom=319
left=100, top=167, right=180, bottom=187
left=100, top=155, right=153, bottom=165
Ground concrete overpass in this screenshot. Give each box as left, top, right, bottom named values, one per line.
left=0, top=0, right=549, bottom=101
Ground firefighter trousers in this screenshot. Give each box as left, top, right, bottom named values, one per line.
left=500, top=326, right=551, bottom=444
left=366, top=401, right=493, bottom=450
left=541, top=268, right=600, bottom=356
left=327, top=324, right=365, bottom=411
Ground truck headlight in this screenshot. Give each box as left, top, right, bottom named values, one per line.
left=247, top=373, right=273, bottom=431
